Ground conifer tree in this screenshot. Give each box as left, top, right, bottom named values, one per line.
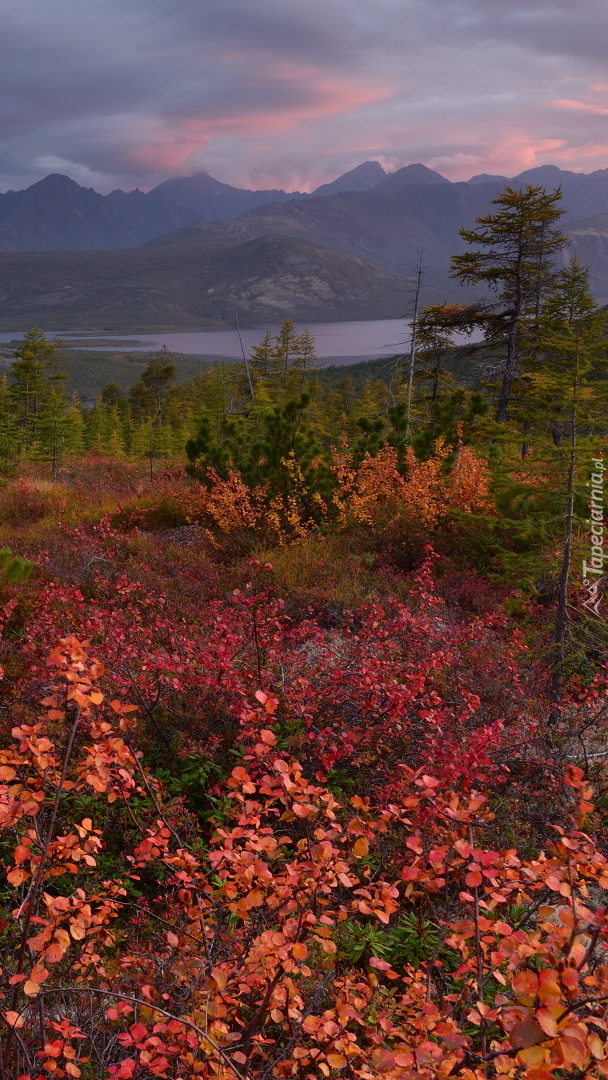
left=34, top=390, right=84, bottom=477
left=416, top=305, right=464, bottom=403
left=129, top=353, right=177, bottom=425
left=189, top=363, right=239, bottom=436
left=0, top=378, right=20, bottom=462
left=249, top=320, right=317, bottom=406
left=86, top=399, right=126, bottom=456
left=450, top=185, right=567, bottom=422
left=10, top=328, right=64, bottom=452
left=249, top=329, right=275, bottom=385
left=129, top=353, right=179, bottom=473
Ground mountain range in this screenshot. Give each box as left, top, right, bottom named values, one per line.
left=3, top=160, right=608, bottom=328
left=0, top=160, right=389, bottom=251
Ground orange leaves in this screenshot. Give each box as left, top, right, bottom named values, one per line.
left=447, top=444, right=493, bottom=515
left=199, top=468, right=267, bottom=535
left=7, top=866, right=29, bottom=886
left=352, top=882, right=400, bottom=925
left=513, top=969, right=539, bottom=996
left=535, top=1009, right=559, bottom=1039
left=109, top=699, right=139, bottom=715
left=132, top=825, right=172, bottom=865
left=254, top=692, right=278, bottom=716
left=3, top=1010, right=25, bottom=1029
left=352, top=837, right=369, bottom=858
left=22, top=964, right=49, bottom=997
left=329, top=437, right=493, bottom=532
left=536, top=970, right=562, bottom=1008
left=513, top=969, right=563, bottom=1008
left=347, top=447, right=409, bottom=525
left=402, top=443, right=450, bottom=526
left=235, top=889, right=265, bottom=916
left=326, top=1051, right=348, bottom=1069
left=465, top=868, right=484, bottom=888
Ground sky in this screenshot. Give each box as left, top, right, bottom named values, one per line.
left=3, top=0, right=608, bottom=193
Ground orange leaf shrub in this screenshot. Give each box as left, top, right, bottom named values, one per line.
left=330, top=439, right=492, bottom=529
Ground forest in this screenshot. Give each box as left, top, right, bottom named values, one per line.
left=1, top=184, right=608, bottom=1080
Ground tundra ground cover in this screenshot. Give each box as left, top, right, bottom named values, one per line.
left=0, top=455, right=607, bottom=1080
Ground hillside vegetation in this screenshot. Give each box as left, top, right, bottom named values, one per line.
left=1, top=184, right=608, bottom=1080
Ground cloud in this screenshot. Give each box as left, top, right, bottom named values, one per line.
left=2, top=0, right=608, bottom=192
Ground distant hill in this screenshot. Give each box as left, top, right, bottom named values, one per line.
left=106, top=161, right=388, bottom=238
left=109, top=161, right=388, bottom=236
left=0, top=234, right=445, bottom=331
left=3, top=162, right=608, bottom=269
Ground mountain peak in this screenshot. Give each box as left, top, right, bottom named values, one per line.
left=0, top=171, right=138, bottom=252
left=379, top=163, right=450, bottom=191
left=312, top=161, right=386, bottom=198
left=153, top=171, right=233, bottom=197
left=31, top=172, right=93, bottom=192
left=467, top=173, right=509, bottom=185
left=513, top=164, right=573, bottom=185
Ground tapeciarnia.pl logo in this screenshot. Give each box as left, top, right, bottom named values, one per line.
left=582, top=456, right=605, bottom=617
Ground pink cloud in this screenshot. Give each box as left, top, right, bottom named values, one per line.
left=119, top=65, right=393, bottom=179
left=415, top=135, right=567, bottom=181
left=549, top=98, right=608, bottom=115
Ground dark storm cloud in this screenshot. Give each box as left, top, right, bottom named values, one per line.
left=1, top=0, right=608, bottom=192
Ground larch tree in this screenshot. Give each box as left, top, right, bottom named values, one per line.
left=250, top=319, right=317, bottom=405
left=450, top=185, right=568, bottom=422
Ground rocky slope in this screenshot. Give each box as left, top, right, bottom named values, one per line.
left=0, top=234, right=442, bottom=331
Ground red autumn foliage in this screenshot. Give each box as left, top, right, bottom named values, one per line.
left=0, top=467, right=607, bottom=1079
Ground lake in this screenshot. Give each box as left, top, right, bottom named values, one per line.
left=0, top=319, right=412, bottom=366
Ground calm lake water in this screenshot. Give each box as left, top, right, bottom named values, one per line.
left=0, top=319, right=412, bottom=365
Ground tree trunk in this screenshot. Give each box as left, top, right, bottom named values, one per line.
left=521, top=418, right=531, bottom=459
left=497, top=246, right=524, bottom=422
left=497, top=319, right=517, bottom=422
left=550, top=355, right=579, bottom=725
left=405, top=254, right=424, bottom=440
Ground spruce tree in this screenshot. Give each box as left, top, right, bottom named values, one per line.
left=129, top=354, right=179, bottom=474
left=249, top=329, right=275, bottom=385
